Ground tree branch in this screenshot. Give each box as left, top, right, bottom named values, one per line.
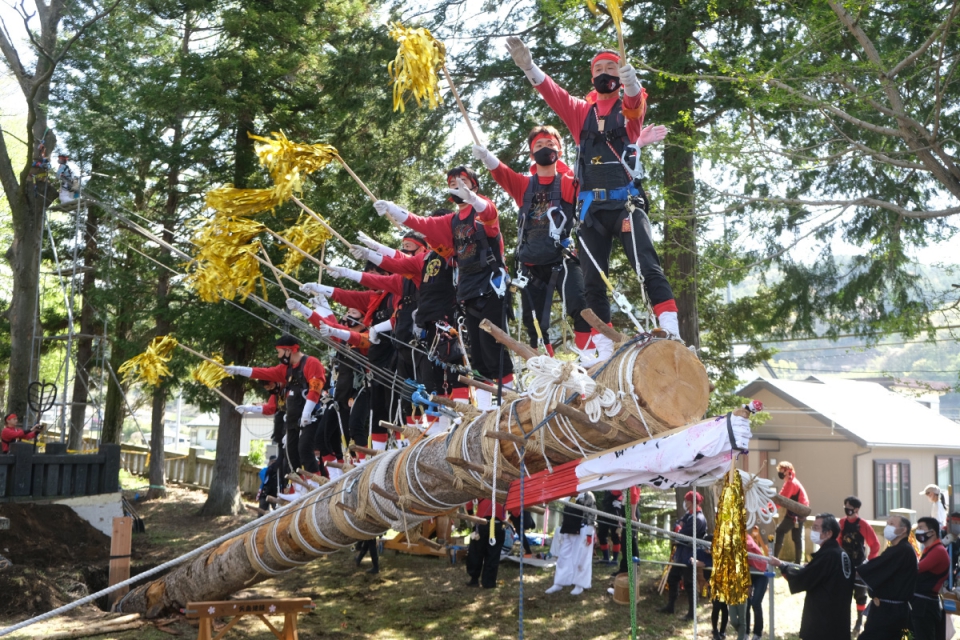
left=53, top=0, right=123, bottom=65
left=0, top=123, right=21, bottom=203
left=705, top=187, right=960, bottom=220
left=0, top=14, right=30, bottom=94
left=888, top=0, right=960, bottom=79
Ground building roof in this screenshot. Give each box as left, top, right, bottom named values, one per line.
left=739, top=376, right=960, bottom=449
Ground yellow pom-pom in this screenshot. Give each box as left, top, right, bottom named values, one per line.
left=185, top=217, right=266, bottom=303
left=278, top=215, right=332, bottom=274
left=388, top=23, right=446, bottom=113
left=205, top=186, right=284, bottom=218
left=191, top=355, right=230, bottom=390
left=118, top=336, right=179, bottom=387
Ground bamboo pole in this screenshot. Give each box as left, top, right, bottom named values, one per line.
left=441, top=65, right=480, bottom=145
left=263, top=227, right=326, bottom=269
left=250, top=251, right=303, bottom=288
left=616, top=26, right=626, bottom=66
left=289, top=196, right=352, bottom=247
left=259, top=246, right=290, bottom=299
left=210, top=386, right=238, bottom=407
left=175, top=343, right=221, bottom=367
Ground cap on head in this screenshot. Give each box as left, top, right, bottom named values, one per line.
left=275, top=334, right=300, bottom=349
left=684, top=490, right=703, bottom=505
left=921, top=483, right=941, bottom=495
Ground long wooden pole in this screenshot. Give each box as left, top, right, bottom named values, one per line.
left=328, top=159, right=405, bottom=231
left=288, top=196, right=352, bottom=247
left=175, top=343, right=221, bottom=367
left=210, top=386, right=238, bottom=408
left=616, top=25, right=626, bottom=65
left=264, top=227, right=326, bottom=269
left=259, top=246, right=290, bottom=300
left=441, top=65, right=481, bottom=145
left=250, top=251, right=303, bottom=288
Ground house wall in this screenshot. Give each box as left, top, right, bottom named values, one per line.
left=855, top=446, right=943, bottom=520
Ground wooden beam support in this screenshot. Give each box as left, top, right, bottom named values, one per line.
left=371, top=483, right=398, bottom=502
left=286, top=473, right=310, bottom=489
left=580, top=309, right=628, bottom=343
left=484, top=431, right=526, bottom=445
left=459, top=375, right=520, bottom=402
left=445, top=456, right=520, bottom=480
left=349, top=445, right=380, bottom=457
left=457, top=511, right=489, bottom=526
left=479, top=318, right=539, bottom=360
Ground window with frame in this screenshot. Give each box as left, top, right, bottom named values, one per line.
left=204, top=428, right=218, bottom=442
left=875, top=460, right=911, bottom=518
left=936, top=456, right=960, bottom=514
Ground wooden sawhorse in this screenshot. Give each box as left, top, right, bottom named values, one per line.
left=185, top=598, right=315, bottom=640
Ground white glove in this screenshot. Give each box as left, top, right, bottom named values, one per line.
left=658, top=311, right=680, bottom=337
left=505, top=37, right=545, bottom=86
left=325, top=265, right=362, bottom=282
left=318, top=324, right=351, bottom=341
left=300, top=282, right=333, bottom=297
left=637, top=125, right=668, bottom=148
left=368, top=319, right=393, bottom=345
left=450, top=178, right=486, bottom=212
left=300, top=398, right=317, bottom=427
left=612, top=499, right=623, bottom=508
left=619, top=64, right=641, bottom=97
left=224, top=365, right=252, bottom=377
left=286, top=298, right=312, bottom=317
left=281, top=433, right=287, bottom=447
left=472, top=144, right=500, bottom=171
left=373, top=200, right=409, bottom=224
left=235, top=404, right=263, bottom=415
left=357, top=231, right=396, bottom=258
left=350, top=245, right=383, bottom=265
left=312, top=297, right=334, bottom=319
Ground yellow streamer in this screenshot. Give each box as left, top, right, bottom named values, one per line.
left=191, top=355, right=230, bottom=389
left=185, top=217, right=266, bottom=303
left=586, top=0, right=623, bottom=31
left=388, top=23, right=446, bottom=112
left=118, top=336, right=179, bottom=387
left=278, top=214, right=333, bottom=274
left=710, top=466, right=752, bottom=604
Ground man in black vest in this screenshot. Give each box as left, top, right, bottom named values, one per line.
left=505, top=37, right=679, bottom=361
left=839, top=495, right=882, bottom=635
left=472, top=125, right=596, bottom=362
left=857, top=515, right=918, bottom=640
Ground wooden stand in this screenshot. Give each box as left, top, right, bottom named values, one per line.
left=382, top=517, right=453, bottom=558
left=185, top=598, right=314, bottom=640
left=107, top=516, right=133, bottom=609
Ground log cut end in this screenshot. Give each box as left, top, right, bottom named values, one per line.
left=630, top=339, right=710, bottom=428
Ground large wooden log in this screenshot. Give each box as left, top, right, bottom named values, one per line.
left=118, top=334, right=709, bottom=617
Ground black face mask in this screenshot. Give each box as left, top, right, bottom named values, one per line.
left=400, top=248, right=418, bottom=256
left=279, top=351, right=291, bottom=365
left=344, top=316, right=362, bottom=327
left=778, top=472, right=786, bottom=480
left=533, top=146, right=558, bottom=167
left=916, top=531, right=933, bottom=543
left=844, top=507, right=856, bottom=517
left=593, top=73, right=621, bottom=94
left=449, top=194, right=464, bottom=205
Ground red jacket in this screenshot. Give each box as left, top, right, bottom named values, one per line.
left=779, top=475, right=809, bottom=505
left=844, top=517, right=882, bottom=561
left=490, top=161, right=578, bottom=208
left=261, top=394, right=278, bottom=417
left=251, top=357, right=327, bottom=403
left=471, top=498, right=506, bottom=521
left=377, top=252, right=426, bottom=287
left=535, top=75, right=646, bottom=145
left=403, top=198, right=501, bottom=260
left=918, top=539, right=951, bottom=595
left=1, top=426, right=38, bottom=453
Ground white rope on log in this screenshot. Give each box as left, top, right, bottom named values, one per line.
left=737, top=468, right=778, bottom=530
left=525, top=355, right=621, bottom=423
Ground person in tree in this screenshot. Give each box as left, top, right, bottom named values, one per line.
left=660, top=490, right=707, bottom=619
left=504, top=37, right=679, bottom=361
left=350, top=214, right=470, bottom=416
left=769, top=513, right=855, bottom=640
left=56, top=153, right=78, bottom=204
left=840, top=495, right=881, bottom=636
left=774, top=460, right=809, bottom=561
left=472, top=126, right=595, bottom=361
left=912, top=516, right=950, bottom=640
left=1, top=413, right=43, bottom=453
left=296, top=268, right=397, bottom=459
left=856, top=514, right=918, bottom=640
left=374, top=168, right=514, bottom=409
left=224, top=335, right=326, bottom=475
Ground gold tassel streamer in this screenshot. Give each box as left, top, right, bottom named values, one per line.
left=205, top=186, right=284, bottom=218
left=278, top=214, right=333, bottom=274
left=191, top=355, right=230, bottom=389
left=185, top=217, right=266, bottom=303
left=388, top=23, right=446, bottom=113
left=250, top=131, right=339, bottom=191
left=118, top=336, right=179, bottom=387
left=709, top=466, right=752, bottom=605
left=585, top=0, right=624, bottom=36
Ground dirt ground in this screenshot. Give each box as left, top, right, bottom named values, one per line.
left=0, top=485, right=815, bottom=639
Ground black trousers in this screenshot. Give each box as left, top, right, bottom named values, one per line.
left=596, top=518, right=621, bottom=550
left=466, top=520, right=505, bottom=588
left=283, top=426, right=302, bottom=474
left=356, top=538, right=380, bottom=571
left=775, top=516, right=803, bottom=561
left=314, top=405, right=345, bottom=460
left=577, top=201, right=674, bottom=324
left=348, top=383, right=391, bottom=447
left=296, top=420, right=320, bottom=473
left=463, top=295, right=514, bottom=380
left=617, top=529, right=639, bottom=574
left=666, top=565, right=694, bottom=614
left=860, top=601, right=911, bottom=640
left=518, top=260, right=590, bottom=349
left=910, top=596, right=944, bottom=640
left=712, top=600, right=729, bottom=634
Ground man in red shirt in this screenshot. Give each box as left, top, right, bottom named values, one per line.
left=1, top=413, right=42, bottom=453
left=375, top=168, right=514, bottom=409
left=224, top=335, right=326, bottom=474
left=775, top=460, right=810, bottom=562
left=840, top=495, right=881, bottom=635
left=472, top=125, right=595, bottom=361
left=505, top=37, right=679, bottom=360
left=912, top=517, right=950, bottom=640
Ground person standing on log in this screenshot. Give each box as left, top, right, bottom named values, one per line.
left=1, top=413, right=43, bottom=453
left=504, top=37, right=679, bottom=360
left=769, top=513, right=854, bottom=640
left=465, top=497, right=506, bottom=589
left=374, top=168, right=514, bottom=409
left=774, top=461, right=809, bottom=562
left=840, top=495, right=881, bottom=636
left=351, top=212, right=471, bottom=418
left=224, top=335, right=326, bottom=475
left=911, top=516, right=950, bottom=640
left=546, top=491, right=596, bottom=595
left=472, top=126, right=595, bottom=361
left=855, top=515, right=918, bottom=640
left=660, top=490, right=707, bottom=619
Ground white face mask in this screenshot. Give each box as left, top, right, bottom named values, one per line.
left=883, top=525, right=898, bottom=541
left=810, top=530, right=821, bottom=545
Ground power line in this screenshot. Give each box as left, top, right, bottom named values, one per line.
left=734, top=325, right=960, bottom=346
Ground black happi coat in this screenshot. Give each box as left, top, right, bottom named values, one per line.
left=857, top=537, right=918, bottom=640
left=781, top=538, right=854, bottom=640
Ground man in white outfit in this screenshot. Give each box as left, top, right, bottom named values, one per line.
left=546, top=492, right=596, bottom=595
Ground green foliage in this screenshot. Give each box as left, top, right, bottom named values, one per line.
left=246, top=439, right=266, bottom=466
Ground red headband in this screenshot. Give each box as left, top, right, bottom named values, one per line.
left=404, top=236, right=427, bottom=249
left=591, top=51, right=620, bottom=70
left=529, top=132, right=561, bottom=152
left=276, top=345, right=300, bottom=353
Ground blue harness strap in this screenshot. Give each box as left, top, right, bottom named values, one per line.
left=577, top=184, right=640, bottom=221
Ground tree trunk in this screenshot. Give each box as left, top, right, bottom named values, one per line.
left=147, top=385, right=167, bottom=498
left=200, top=341, right=246, bottom=516
left=102, top=314, right=132, bottom=445
left=120, top=337, right=711, bottom=616
left=68, top=201, right=101, bottom=448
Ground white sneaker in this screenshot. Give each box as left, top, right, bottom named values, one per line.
left=545, top=585, right=563, bottom=594
left=606, top=587, right=615, bottom=596
left=591, top=333, right=614, bottom=364
left=570, top=586, right=584, bottom=595
left=473, top=388, right=492, bottom=411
